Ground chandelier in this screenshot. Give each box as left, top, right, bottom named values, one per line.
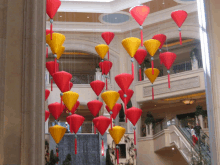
left=182, top=99, right=195, bottom=105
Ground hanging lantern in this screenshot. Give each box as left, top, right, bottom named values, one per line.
left=87, top=100, right=103, bottom=134
left=126, top=107, right=142, bottom=145
left=109, top=126, right=126, bottom=164
left=129, top=5, right=150, bottom=46
left=53, top=71, right=72, bottom=92
left=171, top=10, right=188, bottom=45
left=115, top=73, right=134, bottom=96
left=101, top=91, right=120, bottom=129
left=134, top=49, right=147, bottom=81
left=152, top=34, right=167, bottom=64
left=144, top=68, right=160, bottom=100
left=45, top=110, right=50, bottom=122
left=122, top=37, right=141, bottom=79
left=48, top=102, right=65, bottom=120
left=159, top=52, right=177, bottom=88
left=49, top=125, right=66, bottom=144
left=62, top=91, right=79, bottom=111
left=62, top=81, right=73, bottom=93
left=105, top=103, right=122, bottom=125
left=99, top=61, right=112, bottom=90
left=93, top=116, right=111, bottom=156
left=46, top=61, right=59, bottom=91
left=90, top=80, right=105, bottom=100
left=69, top=101, right=80, bottom=114
left=46, top=29, right=54, bottom=58
left=66, top=114, right=85, bottom=154
left=45, top=89, right=50, bottom=101
left=143, top=39, right=161, bottom=75
left=95, top=44, right=109, bottom=60
left=118, top=89, right=134, bottom=123
left=46, top=33, right=66, bottom=72
left=46, top=0, right=61, bottom=39
left=101, top=32, right=115, bottom=60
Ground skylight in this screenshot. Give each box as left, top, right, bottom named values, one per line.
left=61, top=0, right=114, bottom=2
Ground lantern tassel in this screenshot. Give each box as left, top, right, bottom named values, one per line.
left=51, top=79, right=53, bottom=91
left=179, top=31, right=182, bottom=45
left=132, top=62, right=134, bottom=79
left=151, top=60, right=154, bottom=75
left=152, top=86, right=154, bottom=100
left=75, top=137, right=77, bottom=154
left=140, top=29, right=143, bottom=47
left=106, top=77, right=108, bottom=90
left=50, top=22, right=53, bottom=40
left=168, top=73, right=171, bottom=88
left=134, top=129, right=136, bottom=145
left=102, top=139, right=104, bottom=156
left=117, top=147, right=119, bottom=164
left=108, top=50, right=109, bottom=60
left=94, top=125, right=96, bottom=134
left=139, top=68, right=142, bottom=81
left=110, top=114, right=112, bottom=130
left=46, top=46, right=48, bottom=58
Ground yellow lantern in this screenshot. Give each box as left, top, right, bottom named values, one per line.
left=144, top=68, right=160, bottom=100
left=95, top=44, right=109, bottom=59
left=122, top=37, right=141, bottom=79
left=109, top=126, right=126, bottom=164
left=49, top=125, right=66, bottom=144
left=143, top=39, right=160, bottom=75
left=56, top=46, right=65, bottom=60
left=62, top=91, right=79, bottom=111
left=101, top=91, right=119, bottom=110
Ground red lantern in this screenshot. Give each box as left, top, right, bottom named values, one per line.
left=46, top=0, right=61, bottom=39
left=45, top=89, right=50, bottom=101
left=48, top=102, right=65, bottom=120
left=126, top=107, right=142, bottom=145
left=115, top=73, right=133, bottom=95
left=101, top=32, right=115, bottom=60
left=90, top=80, right=105, bottom=99
left=152, top=34, right=167, bottom=64
left=171, top=10, right=188, bottom=45
left=87, top=100, right=103, bottom=134
left=130, top=5, right=150, bottom=46
left=53, top=71, right=72, bottom=93
left=134, top=49, right=147, bottom=81
left=62, top=81, right=73, bottom=93
left=69, top=101, right=80, bottom=114
left=46, top=61, right=59, bottom=91
left=118, top=89, right=134, bottom=122
left=66, top=114, right=85, bottom=154
left=93, top=116, right=111, bottom=156
left=105, top=103, right=122, bottom=120
left=45, top=110, right=50, bottom=122
left=99, top=61, right=113, bottom=90
left=159, top=52, right=176, bottom=88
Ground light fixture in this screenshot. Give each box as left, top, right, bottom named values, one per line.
left=115, top=17, right=117, bottom=19
left=155, top=105, right=156, bottom=106
left=172, top=147, right=174, bottom=150
left=60, top=15, right=62, bottom=17
left=87, top=16, right=89, bottom=18
left=182, top=99, right=195, bottom=105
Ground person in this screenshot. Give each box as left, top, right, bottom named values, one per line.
left=194, top=122, right=202, bottom=143
left=191, top=126, right=198, bottom=146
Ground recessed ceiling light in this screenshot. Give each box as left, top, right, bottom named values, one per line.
left=155, top=105, right=156, bottom=106
left=115, top=17, right=117, bottom=19
left=87, top=16, right=89, bottom=18
left=172, top=147, right=174, bottom=150
left=60, top=16, right=62, bottom=17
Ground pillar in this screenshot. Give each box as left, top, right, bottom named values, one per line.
left=197, top=0, right=220, bottom=164
left=0, top=0, right=46, bottom=164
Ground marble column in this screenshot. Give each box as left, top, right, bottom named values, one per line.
left=197, top=0, right=220, bottom=164
left=0, top=0, right=46, bottom=164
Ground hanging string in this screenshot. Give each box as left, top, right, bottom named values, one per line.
left=134, top=127, right=136, bottom=145
left=101, top=139, right=104, bottom=156
left=152, top=84, right=154, bottom=100
left=110, top=111, right=113, bottom=130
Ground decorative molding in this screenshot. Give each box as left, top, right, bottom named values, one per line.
left=143, top=76, right=200, bottom=97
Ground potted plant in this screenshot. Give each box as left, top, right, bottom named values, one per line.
left=45, top=150, right=59, bottom=165
left=144, top=112, right=155, bottom=134
left=62, top=154, right=71, bottom=165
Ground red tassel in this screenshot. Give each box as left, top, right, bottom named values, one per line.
left=110, top=114, right=112, bottom=130
left=179, top=31, right=182, bottom=45
left=94, top=125, right=96, bottom=134
left=152, top=86, right=154, bottom=100
left=75, top=137, right=77, bottom=154
left=106, top=77, right=108, bottom=90
left=57, top=62, right=59, bottom=72
left=102, top=140, right=104, bottom=156
left=108, top=50, right=109, bottom=60
left=51, top=79, right=53, bottom=91
left=151, top=60, right=154, bottom=75
left=54, top=58, right=57, bottom=73
left=168, top=73, right=171, bottom=88
left=132, top=62, right=134, bottom=79
left=50, top=22, right=53, bottom=40
left=134, top=129, right=136, bottom=145
left=140, top=30, right=143, bottom=47
left=46, top=46, right=48, bottom=58
left=139, top=68, right=142, bottom=81
left=117, top=148, right=119, bottom=164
